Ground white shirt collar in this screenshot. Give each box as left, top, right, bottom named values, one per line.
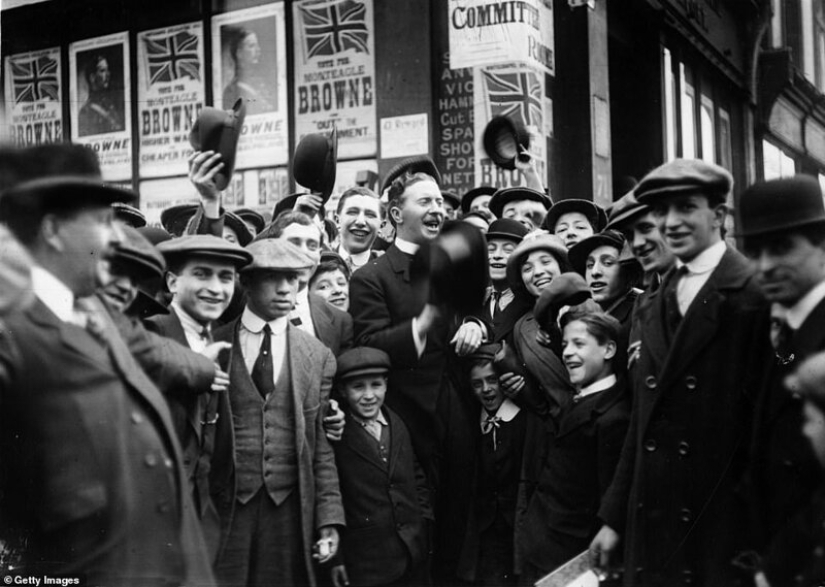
left=31, top=266, right=75, bottom=322
left=675, top=239, right=726, bottom=276
left=785, top=279, right=825, bottom=330
left=171, top=299, right=210, bottom=336
left=241, top=305, right=288, bottom=335
left=479, top=398, right=521, bottom=425
left=352, top=409, right=389, bottom=427
left=339, top=245, right=372, bottom=268
left=577, top=374, right=617, bottom=399
left=394, top=237, right=419, bottom=256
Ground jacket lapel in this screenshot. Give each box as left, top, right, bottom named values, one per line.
left=27, top=299, right=109, bottom=367
left=288, top=325, right=309, bottom=456
left=308, top=293, right=333, bottom=347
left=342, top=411, right=390, bottom=473
left=386, top=245, right=412, bottom=283
left=793, top=296, right=825, bottom=359
left=557, top=381, right=625, bottom=439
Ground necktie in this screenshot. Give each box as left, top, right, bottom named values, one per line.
left=200, top=325, right=213, bottom=344
left=492, top=290, right=502, bottom=320
left=664, top=266, right=689, bottom=339
left=773, top=319, right=796, bottom=365
left=481, top=414, right=501, bottom=451
left=251, top=324, right=274, bottom=398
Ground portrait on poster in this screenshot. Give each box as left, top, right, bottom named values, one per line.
left=212, top=4, right=289, bottom=167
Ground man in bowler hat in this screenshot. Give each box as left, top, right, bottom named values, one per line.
left=210, top=239, right=345, bottom=587
left=590, top=159, right=775, bottom=586
left=738, top=175, right=825, bottom=586
left=0, top=176, right=220, bottom=585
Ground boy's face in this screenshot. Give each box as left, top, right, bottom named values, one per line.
left=562, top=320, right=615, bottom=389
left=487, top=238, right=517, bottom=282
left=341, top=374, right=387, bottom=421
left=555, top=212, right=594, bottom=249
left=802, top=401, right=825, bottom=468
left=244, top=269, right=300, bottom=322
left=469, top=363, right=504, bottom=413
left=650, top=193, right=724, bottom=263
left=586, top=244, right=623, bottom=305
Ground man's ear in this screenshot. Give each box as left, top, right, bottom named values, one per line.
left=389, top=205, right=403, bottom=226
left=712, top=203, right=728, bottom=229
left=40, top=214, right=64, bottom=252
left=165, top=271, right=179, bottom=295
left=604, top=340, right=617, bottom=361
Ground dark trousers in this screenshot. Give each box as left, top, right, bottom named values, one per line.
left=215, top=487, right=308, bottom=587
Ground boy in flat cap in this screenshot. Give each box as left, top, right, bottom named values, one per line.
left=330, top=347, right=432, bottom=587
left=591, top=159, right=775, bottom=586
left=146, top=234, right=254, bottom=559
left=0, top=176, right=221, bottom=585
left=211, top=238, right=344, bottom=587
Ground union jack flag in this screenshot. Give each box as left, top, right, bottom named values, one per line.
left=483, top=70, right=543, bottom=130
left=299, top=0, right=369, bottom=58
left=11, top=56, right=59, bottom=103
left=144, top=31, right=200, bottom=85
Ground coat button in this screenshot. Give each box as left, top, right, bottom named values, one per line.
left=678, top=441, right=690, bottom=456
left=644, top=439, right=658, bottom=452
left=144, top=454, right=158, bottom=468
left=680, top=508, right=692, bottom=523
left=645, top=376, right=657, bottom=390
left=130, top=412, right=143, bottom=424
left=683, top=569, right=694, bottom=584
left=156, top=501, right=171, bottom=514
left=637, top=502, right=644, bottom=510
left=163, top=458, right=174, bottom=469
left=685, top=376, right=697, bottom=390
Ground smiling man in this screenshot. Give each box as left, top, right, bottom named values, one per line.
left=335, top=187, right=382, bottom=272
left=590, top=159, right=775, bottom=586
left=481, top=218, right=530, bottom=342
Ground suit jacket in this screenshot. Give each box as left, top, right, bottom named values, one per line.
left=599, top=247, right=774, bottom=587
left=0, top=296, right=216, bottom=586
left=210, top=317, right=345, bottom=586
left=479, top=288, right=533, bottom=343
left=145, top=309, right=223, bottom=558
left=308, top=291, right=353, bottom=356
left=333, top=407, right=431, bottom=586
left=519, top=379, right=630, bottom=573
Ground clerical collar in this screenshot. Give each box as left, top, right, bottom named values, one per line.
left=785, top=279, right=825, bottom=330
left=394, top=238, right=419, bottom=256
left=576, top=374, right=617, bottom=400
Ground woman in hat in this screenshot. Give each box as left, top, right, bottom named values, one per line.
left=221, top=27, right=275, bottom=115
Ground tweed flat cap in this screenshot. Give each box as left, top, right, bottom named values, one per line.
left=467, top=342, right=501, bottom=363
left=157, top=234, right=253, bottom=268
left=113, top=226, right=166, bottom=280
left=635, top=159, right=732, bottom=205
left=604, top=191, right=649, bottom=231
left=336, top=347, right=391, bottom=380
left=234, top=208, right=266, bottom=234
left=243, top=238, right=315, bottom=272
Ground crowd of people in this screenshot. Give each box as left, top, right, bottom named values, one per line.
left=1, top=141, right=825, bottom=587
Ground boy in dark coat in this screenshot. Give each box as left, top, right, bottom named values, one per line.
left=330, top=347, right=432, bottom=587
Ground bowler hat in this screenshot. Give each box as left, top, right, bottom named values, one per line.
left=486, top=218, right=529, bottom=243
left=505, top=234, right=569, bottom=296
left=243, top=238, right=315, bottom=273
left=533, top=272, right=592, bottom=331
left=489, top=187, right=551, bottom=220
left=336, top=347, right=391, bottom=381
left=461, top=186, right=497, bottom=215
left=411, top=220, right=489, bottom=315
left=635, top=159, right=732, bottom=205
left=568, top=230, right=626, bottom=276
left=161, top=203, right=254, bottom=246
left=381, top=156, right=441, bottom=195
left=483, top=115, right=531, bottom=170
left=234, top=207, right=266, bottom=234
left=157, top=234, right=253, bottom=268
left=113, top=202, right=147, bottom=228
left=293, top=129, right=338, bottom=203
left=604, top=191, right=649, bottom=231
left=189, top=98, right=247, bottom=191
left=541, top=198, right=607, bottom=233
left=113, top=226, right=166, bottom=281
left=0, top=175, right=136, bottom=223
left=737, top=175, right=825, bottom=238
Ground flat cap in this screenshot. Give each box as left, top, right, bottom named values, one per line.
left=506, top=234, right=569, bottom=295
left=441, top=190, right=461, bottom=211
left=336, top=347, right=391, bottom=380
left=157, top=234, right=253, bottom=268
left=486, top=218, right=529, bottom=243
left=137, top=226, right=173, bottom=246
left=112, top=226, right=166, bottom=280
left=541, top=198, right=607, bottom=233
left=533, top=272, right=592, bottom=330
left=568, top=230, right=626, bottom=276
left=737, top=175, right=825, bottom=238
left=467, top=342, right=501, bottom=363
left=604, top=191, right=649, bottom=231
left=461, top=186, right=497, bottom=214
left=489, top=187, right=551, bottom=219
left=243, top=238, right=315, bottom=272
left=234, top=207, right=266, bottom=234
left=635, top=158, right=732, bottom=205
left=381, top=156, right=441, bottom=195
left=113, top=202, right=147, bottom=228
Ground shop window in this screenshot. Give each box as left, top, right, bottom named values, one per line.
left=680, top=63, right=696, bottom=159
left=700, top=93, right=715, bottom=163
left=763, top=140, right=797, bottom=179
left=718, top=108, right=733, bottom=171
left=771, top=0, right=784, bottom=48
left=816, top=0, right=825, bottom=92
left=663, top=47, right=677, bottom=161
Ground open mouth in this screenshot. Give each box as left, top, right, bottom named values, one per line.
left=490, top=263, right=506, bottom=269
left=533, top=276, right=552, bottom=289
left=590, top=281, right=607, bottom=292
left=667, top=232, right=690, bottom=243
left=349, top=229, right=370, bottom=239
left=565, top=360, right=583, bottom=371
left=199, top=296, right=224, bottom=305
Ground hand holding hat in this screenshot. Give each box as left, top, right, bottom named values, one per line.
left=189, top=98, right=246, bottom=192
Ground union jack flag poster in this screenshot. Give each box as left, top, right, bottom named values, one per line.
left=482, top=69, right=543, bottom=130
left=298, top=0, right=369, bottom=58
left=144, top=30, right=201, bottom=85
left=11, top=55, right=59, bottom=103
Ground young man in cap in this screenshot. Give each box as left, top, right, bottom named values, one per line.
left=147, top=234, right=253, bottom=559
left=211, top=238, right=344, bottom=587
left=488, top=187, right=551, bottom=231
left=334, top=186, right=383, bottom=272
left=738, top=175, right=825, bottom=587
left=100, top=225, right=166, bottom=315
left=591, top=159, right=774, bottom=586
left=482, top=218, right=532, bottom=342
left=542, top=199, right=607, bottom=249
left=329, top=347, right=432, bottom=587
left=0, top=176, right=221, bottom=585
left=461, top=186, right=497, bottom=223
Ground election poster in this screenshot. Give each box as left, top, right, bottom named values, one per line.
left=473, top=63, right=549, bottom=189
left=293, top=0, right=377, bottom=158
left=137, top=22, right=206, bottom=178
left=449, top=0, right=554, bottom=74
left=4, top=47, right=63, bottom=146
left=212, top=3, right=289, bottom=168
left=69, top=32, right=132, bottom=181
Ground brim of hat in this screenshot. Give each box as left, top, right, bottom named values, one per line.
left=112, top=249, right=165, bottom=280
left=113, top=205, right=148, bottom=228
left=604, top=203, right=648, bottom=231
left=485, top=230, right=524, bottom=243
left=224, top=211, right=254, bottom=247
left=489, top=191, right=550, bottom=219
left=338, top=366, right=389, bottom=380
left=461, top=187, right=497, bottom=213
left=568, top=234, right=624, bottom=275
left=0, top=176, right=136, bottom=218
left=162, top=248, right=253, bottom=268
left=737, top=217, right=825, bottom=239
left=636, top=183, right=727, bottom=204
left=161, top=204, right=199, bottom=236
left=506, top=237, right=569, bottom=294
left=235, top=210, right=266, bottom=233
left=542, top=199, right=605, bottom=231
left=127, top=288, right=169, bottom=319
left=443, top=194, right=461, bottom=209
